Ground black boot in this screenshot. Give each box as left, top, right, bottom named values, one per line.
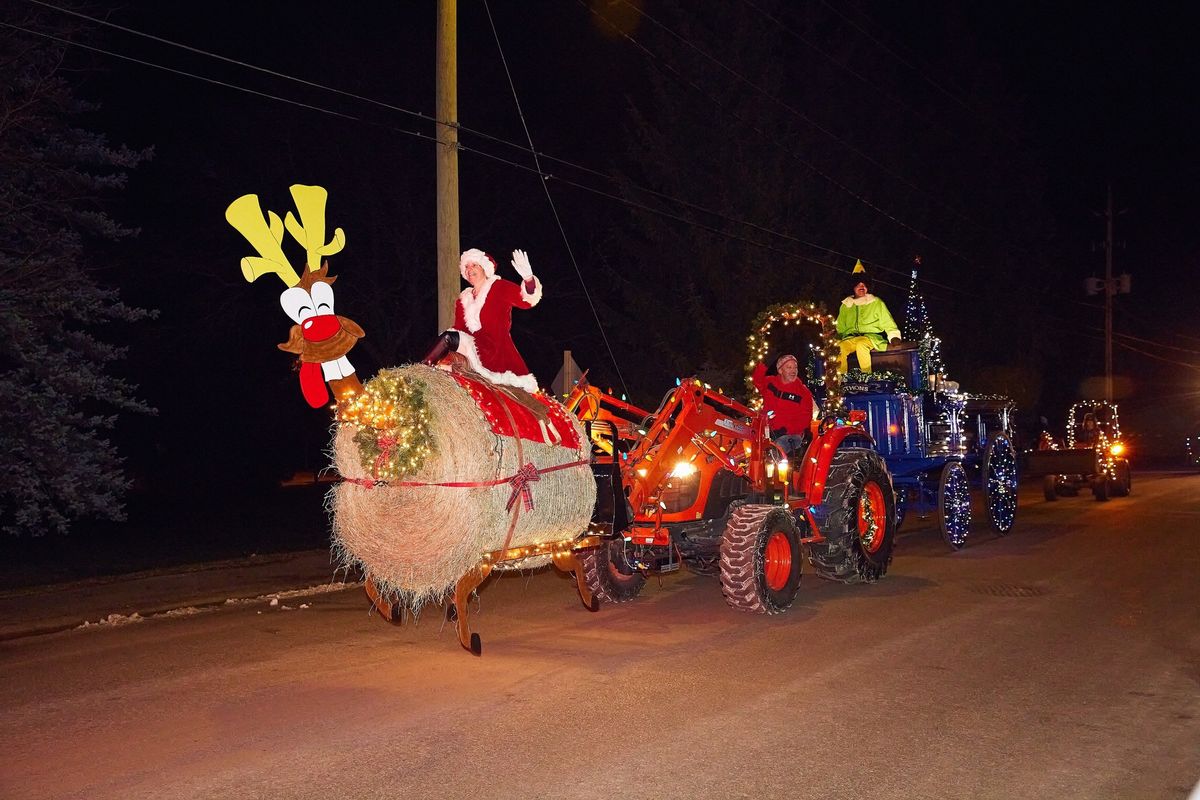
left=421, top=330, right=460, bottom=365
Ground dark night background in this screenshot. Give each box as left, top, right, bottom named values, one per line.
left=2, top=0, right=1198, bottom=575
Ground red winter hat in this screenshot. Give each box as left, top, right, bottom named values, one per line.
left=459, top=248, right=496, bottom=280
left=776, top=354, right=798, bottom=371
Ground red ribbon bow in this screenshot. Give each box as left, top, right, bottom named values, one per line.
left=373, top=434, right=399, bottom=478
left=506, top=462, right=541, bottom=512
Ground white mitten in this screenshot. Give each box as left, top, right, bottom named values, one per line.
left=511, top=249, right=534, bottom=281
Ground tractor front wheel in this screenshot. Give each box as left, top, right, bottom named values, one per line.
left=719, top=504, right=803, bottom=614
left=1111, top=460, right=1132, bottom=497
left=578, top=537, right=645, bottom=605
left=807, top=448, right=897, bottom=583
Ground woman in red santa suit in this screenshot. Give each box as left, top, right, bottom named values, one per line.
left=422, top=248, right=543, bottom=392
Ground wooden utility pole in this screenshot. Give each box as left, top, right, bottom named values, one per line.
left=1104, top=185, right=1114, bottom=402
left=436, top=0, right=460, bottom=333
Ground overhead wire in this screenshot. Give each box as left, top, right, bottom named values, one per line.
left=24, top=0, right=1029, bottom=302
left=12, top=5, right=1191, bottom=360
left=11, top=4, right=920, bottom=285
left=0, top=18, right=897, bottom=292
left=736, top=0, right=1070, bottom=273
left=619, top=0, right=996, bottom=243
left=815, top=0, right=1024, bottom=147
left=580, top=1, right=1130, bottom=325
left=580, top=0, right=974, bottom=267
left=17, top=0, right=910, bottom=282
left=737, top=0, right=945, bottom=138
left=479, top=0, right=630, bottom=398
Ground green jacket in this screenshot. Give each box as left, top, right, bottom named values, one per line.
left=836, top=294, right=901, bottom=350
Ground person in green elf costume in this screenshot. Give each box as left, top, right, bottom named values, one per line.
left=836, top=260, right=902, bottom=373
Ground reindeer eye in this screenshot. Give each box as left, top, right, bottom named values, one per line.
left=280, top=287, right=315, bottom=324
left=309, top=281, right=335, bottom=315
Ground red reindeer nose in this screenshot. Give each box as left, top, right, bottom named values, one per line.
left=301, top=314, right=341, bottom=342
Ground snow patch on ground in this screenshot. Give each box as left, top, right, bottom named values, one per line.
left=78, top=612, right=144, bottom=628
left=75, top=581, right=359, bottom=630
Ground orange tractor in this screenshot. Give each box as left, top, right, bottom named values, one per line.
left=565, top=359, right=897, bottom=614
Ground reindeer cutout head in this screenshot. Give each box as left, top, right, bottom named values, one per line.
left=226, top=185, right=365, bottom=409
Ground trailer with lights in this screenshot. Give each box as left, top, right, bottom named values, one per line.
left=1027, top=400, right=1131, bottom=501
left=804, top=335, right=1020, bottom=550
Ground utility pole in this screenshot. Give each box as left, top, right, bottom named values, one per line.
left=1104, top=184, right=1114, bottom=402
left=436, top=0, right=460, bottom=333
left=1085, top=186, right=1131, bottom=400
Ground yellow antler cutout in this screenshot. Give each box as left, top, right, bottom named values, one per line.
left=225, top=194, right=301, bottom=287
left=284, top=184, right=346, bottom=271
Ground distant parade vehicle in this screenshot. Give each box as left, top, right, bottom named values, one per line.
left=1026, top=400, right=1132, bottom=501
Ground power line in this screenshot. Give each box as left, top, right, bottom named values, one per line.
left=14, top=8, right=1191, bottom=360
left=816, top=0, right=1023, bottom=147
left=620, top=0, right=996, bottom=244
left=1114, top=330, right=1200, bottom=356
left=480, top=0, right=630, bottom=398
left=19, top=0, right=905, bottom=279
left=1, top=20, right=364, bottom=124
left=0, top=18, right=884, bottom=289
left=29, top=0, right=1033, bottom=300
left=582, top=0, right=974, bottom=267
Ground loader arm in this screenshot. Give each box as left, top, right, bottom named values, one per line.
left=621, top=379, right=772, bottom=522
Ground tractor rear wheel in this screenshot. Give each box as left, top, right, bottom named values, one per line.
left=719, top=504, right=802, bottom=614
left=1043, top=475, right=1058, bottom=501
left=807, top=448, right=896, bottom=583
left=579, top=537, right=645, bottom=605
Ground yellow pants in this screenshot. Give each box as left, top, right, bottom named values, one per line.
left=838, top=336, right=881, bottom=373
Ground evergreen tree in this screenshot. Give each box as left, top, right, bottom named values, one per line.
left=0, top=20, right=152, bottom=536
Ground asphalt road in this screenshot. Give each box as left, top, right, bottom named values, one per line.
left=1, top=472, right=1198, bottom=800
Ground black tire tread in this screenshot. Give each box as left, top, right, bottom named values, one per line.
left=579, top=540, right=646, bottom=605
left=719, top=504, right=800, bottom=615
left=807, top=448, right=896, bottom=584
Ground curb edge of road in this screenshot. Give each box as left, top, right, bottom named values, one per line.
left=0, top=577, right=365, bottom=643
left=0, top=549, right=340, bottom=600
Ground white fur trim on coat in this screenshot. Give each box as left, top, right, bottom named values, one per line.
left=452, top=330, right=540, bottom=393
left=459, top=248, right=496, bottom=279
left=520, top=275, right=543, bottom=307
left=458, top=276, right=497, bottom=333
left=841, top=293, right=877, bottom=306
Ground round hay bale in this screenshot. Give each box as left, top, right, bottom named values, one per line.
left=330, top=364, right=596, bottom=607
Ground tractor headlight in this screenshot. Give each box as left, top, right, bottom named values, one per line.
left=1110, top=442, right=1125, bottom=456
left=670, top=460, right=698, bottom=478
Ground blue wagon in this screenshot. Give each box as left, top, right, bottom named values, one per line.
left=810, top=348, right=1019, bottom=549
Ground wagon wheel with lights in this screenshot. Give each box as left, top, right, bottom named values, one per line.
left=982, top=434, right=1019, bottom=534
left=938, top=460, right=971, bottom=550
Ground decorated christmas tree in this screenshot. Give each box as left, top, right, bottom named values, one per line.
left=903, top=257, right=946, bottom=389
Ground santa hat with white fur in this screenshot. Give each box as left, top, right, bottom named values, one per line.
left=459, top=248, right=496, bottom=280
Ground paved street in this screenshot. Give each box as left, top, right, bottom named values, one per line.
left=1, top=472, right=1198, bottom=800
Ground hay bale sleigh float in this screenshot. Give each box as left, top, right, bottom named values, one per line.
left=330, top=364, right=597, bottom=610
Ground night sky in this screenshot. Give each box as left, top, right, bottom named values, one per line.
left=5, top=0, right=1199, bottom=541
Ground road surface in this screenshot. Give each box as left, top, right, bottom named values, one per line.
left=2, top=472, right=1198, bottom=799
